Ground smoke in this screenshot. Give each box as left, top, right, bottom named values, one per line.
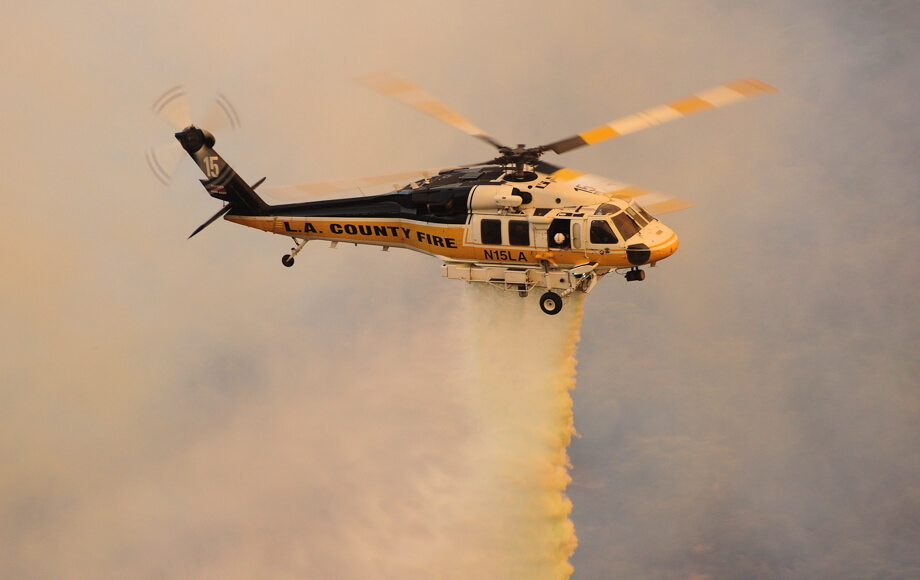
left=3, top=1, right=920, bottom=579
left=0, top=218, right=586, bottom=580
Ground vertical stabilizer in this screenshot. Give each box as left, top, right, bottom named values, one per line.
left=175, top=126, right=269, bottom=215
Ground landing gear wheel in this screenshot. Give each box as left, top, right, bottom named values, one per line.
left=539, top=291, right=563, bottom=315
left=281, top=254, right=295, bottom=267
left=518, top=284, right=529, bottom=298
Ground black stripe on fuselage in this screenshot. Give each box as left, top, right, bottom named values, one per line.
left=233, top=185, right=476, bottom=225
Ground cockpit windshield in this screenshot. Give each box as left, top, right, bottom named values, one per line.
left=611, top=211, right=641, bottom=241
left=625, top=206, right=647, bottom=228
left=593, top=201, right=656, bottom=241
left=631, top=201, right=656, bottom=224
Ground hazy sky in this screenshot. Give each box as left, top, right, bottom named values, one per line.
left=2, top=1, right=919, bottom=579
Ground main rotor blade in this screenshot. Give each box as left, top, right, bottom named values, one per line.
left=152, top=85, right=192, bottom=130
left=358, top=71, right=506, bottom=150
left=536, top=162, right=693, bottom=215
left=544, top=78, right=777, bottom=155
left=261, top=168, right=458, bottom=201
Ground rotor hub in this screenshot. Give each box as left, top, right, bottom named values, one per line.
left=493, top=143, right=548, bottom=167
left=175, top=126, right=215, bottom=154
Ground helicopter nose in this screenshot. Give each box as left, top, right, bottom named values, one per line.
left=650, top=230, right=680, bottom=263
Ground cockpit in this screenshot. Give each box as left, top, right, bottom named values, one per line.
left=591, top=201, right=656, bottom=244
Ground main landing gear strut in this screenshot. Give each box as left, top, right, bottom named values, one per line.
left=281, top=239, right=308, bottom=267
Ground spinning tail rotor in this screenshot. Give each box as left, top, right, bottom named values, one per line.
left=146, top=86, right=241, bottom=185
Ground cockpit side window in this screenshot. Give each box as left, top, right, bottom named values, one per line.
left=611, top=211, right=640, bottom=241
left=590, top=219, right=619, bottom=244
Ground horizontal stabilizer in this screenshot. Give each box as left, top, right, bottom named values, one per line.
left=189, top=204, right=233, bottom=239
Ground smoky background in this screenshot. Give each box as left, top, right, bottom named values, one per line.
left=1, top=1, right=918, bottom=579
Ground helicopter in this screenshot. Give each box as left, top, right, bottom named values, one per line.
left=149, top=74, right=775, bottom=314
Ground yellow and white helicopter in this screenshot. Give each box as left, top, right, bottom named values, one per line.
left=150, top=74, right=774, bottom=314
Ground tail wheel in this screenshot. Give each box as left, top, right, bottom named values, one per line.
left=539, top=292, right=563, bottom=315
left=282, top=254, right=295, bottom=267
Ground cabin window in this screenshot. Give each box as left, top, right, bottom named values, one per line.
left=548, top=218, right=571, bottom=248
left=611, top=211, right=640, bottom=241
left=481, top=219, right=502, bottom=244
left=590, top=219, right=618, bottom=244
left=508, top=220, right=530, bottom=246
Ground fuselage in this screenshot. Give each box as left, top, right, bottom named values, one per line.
left=225, top=164, right=679, bottom=272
